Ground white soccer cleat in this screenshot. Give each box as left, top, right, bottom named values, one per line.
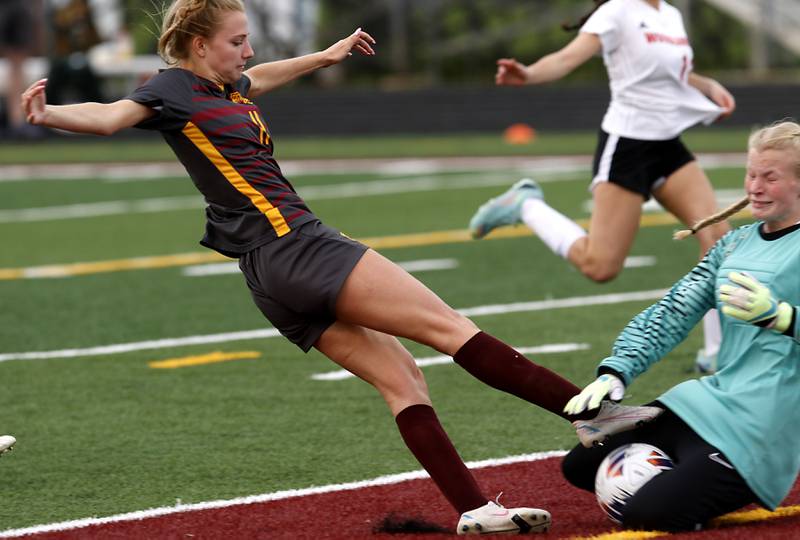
left=0, top=435, right=16, bottom=456
left=457, top=500, right=551, bottom=535
left=573, top=401, right=663, bottom=448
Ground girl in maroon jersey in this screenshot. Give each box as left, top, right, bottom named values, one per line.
left=22, top=0, right=658, bottom=533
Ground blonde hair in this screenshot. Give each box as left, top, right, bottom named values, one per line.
left=747, top=119, right=800, bottom=178
left=158, top=0, right=245, bottom=65
left=673, top=119, right=800, bottom=240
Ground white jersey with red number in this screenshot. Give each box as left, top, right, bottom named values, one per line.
left=581, top=0, right=723, bottom=140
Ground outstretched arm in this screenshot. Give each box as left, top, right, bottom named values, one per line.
left=596, top=231, right=747, bottom=384
left=22, top=79, right=153, bottom=136
left=688, top=72, right=736, bottom=119
left=495, top=32, right=601, bottom=86
left=245, top=28, right=376, bottom=98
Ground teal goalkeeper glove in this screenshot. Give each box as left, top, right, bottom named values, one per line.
left=719, top=272, right=793, bottom=333
left=563, top=374, right=625, bottom=415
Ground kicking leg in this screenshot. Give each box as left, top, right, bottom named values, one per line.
left=334, top=249, right=581, bottom=419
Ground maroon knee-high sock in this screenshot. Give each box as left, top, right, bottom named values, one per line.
left=395, top=404, right=487, bottom=514
left=454, top=331, right=583, bottom=421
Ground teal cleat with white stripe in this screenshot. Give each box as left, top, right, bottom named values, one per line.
left=469, top=178, right=543, bottom=239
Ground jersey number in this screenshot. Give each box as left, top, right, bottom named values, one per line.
left=249, top=111, right=270, bottom=146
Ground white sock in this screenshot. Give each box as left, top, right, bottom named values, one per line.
left=702, top=309, right=722, bottom=357
left=521, top=198, right=587, bottom=258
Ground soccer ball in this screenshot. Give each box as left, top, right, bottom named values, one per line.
left=594, top=443, right=674, bottom=524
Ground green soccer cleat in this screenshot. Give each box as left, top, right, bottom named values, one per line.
left=469, top=178, right=543, bottom=239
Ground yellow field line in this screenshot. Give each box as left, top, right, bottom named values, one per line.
left=570, top=531, right=664, bottom=540
left=568, top=503, right=800, bottom=539
left=0, top=252, right=228, bottom=280
left=148, top=350, right=261, bottom=369
left=712, top=504, right=800, bottom=526
left=0, top=210, right=751, bottom=281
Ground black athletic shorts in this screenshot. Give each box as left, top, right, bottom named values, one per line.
left=561, top=405, right=759, bottom=532
left=591, top=130, right=695, bottom=200
left=238, top=220, right=368, bottom=352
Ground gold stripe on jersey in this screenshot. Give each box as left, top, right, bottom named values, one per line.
left=181, top=121, right=289, bottom=237
left=248, top=110, right=270, bottom=146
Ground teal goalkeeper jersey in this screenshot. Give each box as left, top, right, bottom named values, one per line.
left=599, top=222, right=800, bottom=510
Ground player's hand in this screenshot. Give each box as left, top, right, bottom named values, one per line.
left=708, top=79, right=735, bottom=120
left=719, top=271, right=793, bottom=332
left=495, top=58, right=529, bottom=86
left=564, top=374, right=625, bottom=415
left=323, top=28, right=376, bottom=66
left=21, top=78, right=49, bottom=125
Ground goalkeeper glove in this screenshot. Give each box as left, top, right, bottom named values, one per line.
left=719, top=271, right=793, bottom=333
left=563, top=373, right=625, bottom=415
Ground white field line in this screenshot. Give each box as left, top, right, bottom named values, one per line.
left=0, top=289, right=667, bottom=363
left=182, top=262, right=240, bottom=276
left=0, top=171, right=578, bottom=224
left=311, top=343, right=590, bottom=381
left=0, top=196, right=203, bottom=223
left=0, top=155, right=598, bottom=183
left=0, top=152, right=747, bottom=223
left=623, top=256, right=656, bottom=269
left=0, top=329, right=282, bottom=362
left=0, top=450, right=567, bottom=539
left=183, top=258, right=459, bottom=277
left=0, top=152, right=745, bottom=183
left=456, top=289, right=666, bottom=318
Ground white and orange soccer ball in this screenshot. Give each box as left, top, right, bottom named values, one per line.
left=594, top=443, right=674, bottom=524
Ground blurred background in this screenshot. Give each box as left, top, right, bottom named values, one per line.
left=1, top=0, right=799, bottom=140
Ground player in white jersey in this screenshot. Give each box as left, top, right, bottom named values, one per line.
left=469, top=0, right=734, bottom=372
left=561, top=120, right=800, bottom=531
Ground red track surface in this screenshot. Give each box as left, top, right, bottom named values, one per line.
left=17, top=456, right=800, bottom=539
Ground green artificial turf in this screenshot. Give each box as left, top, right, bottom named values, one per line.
left=0, top=148, right=749, bottom=529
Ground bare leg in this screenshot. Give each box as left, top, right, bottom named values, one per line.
left=333, top=248, right=582, bottom=418
left=334, top=248, right=479, bottom=356
left=314, top=321, right=431, bottom=415
left=314, top=322, right=487, bottom=513
left=566, top=182, right=645, bottom=282
left=652, top=160, right=730, bottom=257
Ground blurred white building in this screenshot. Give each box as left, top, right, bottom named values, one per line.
left=246, top=0, right=320, bottom=61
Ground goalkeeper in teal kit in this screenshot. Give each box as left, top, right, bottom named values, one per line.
left=561, top=120, right=800, bottom=532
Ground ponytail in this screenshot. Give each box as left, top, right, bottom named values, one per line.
left=673, top=196, right=749, bottom=240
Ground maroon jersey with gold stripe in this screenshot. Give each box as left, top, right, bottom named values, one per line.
left=127, top=68, right=317, bottom=257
